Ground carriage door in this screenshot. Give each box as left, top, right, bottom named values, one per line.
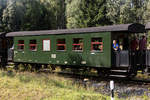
left=112, top=35, right=129, bottom=67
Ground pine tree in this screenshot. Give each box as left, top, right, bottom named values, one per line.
left=66, top=0, right=110, bottom=29
left=132, top=0, right=148, bottom=23
left=0, top=0, right=8, bottom=31
left=143, top=0, right=150, bottom=23
left=106, top=0, right=123, bottom=24
left=106, top=0, right=148, bottom=24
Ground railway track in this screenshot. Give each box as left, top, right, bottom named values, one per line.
left=38, top=69, right=150, bottom=84
left=6, top=63, right=150, bottom=84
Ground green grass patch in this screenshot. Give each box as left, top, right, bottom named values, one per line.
left=0, top=71, right=110, bottom=100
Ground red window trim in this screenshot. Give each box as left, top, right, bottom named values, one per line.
left=72, top=44, right=83, bottom=51
left=91, top=41, right=103, bottom=51
left=72, top=38, right=83, bottom=51
left=18, top=40, right=24, bottom=50
left=72, top=44, right=81, bottom=46
left=57, top=44, right=66, bottom=46
left=91, top=42, right=103, bottom=45
left=42, top=39, right=51, bottom=51
left=57, top=39, right=66, bottom=51
left=29, top=40, right=37, bottom=51
left=57, top=44, right=66, bottom=50
left=18, top=44, right=24, bottom=46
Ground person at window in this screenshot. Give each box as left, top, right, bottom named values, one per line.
left=139, top=36, right=147, bottom=51
left=130, top=36, right=139, bottom=51
left=130, top=36, right=139, bottom=75
left=139, top=35, right=147, bottom=74
left=113, top=40, right=119, bottom=51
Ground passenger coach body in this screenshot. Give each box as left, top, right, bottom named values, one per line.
left=6, top=23, right=145, bottom=73
left=13, top=32, right=111, bottom=68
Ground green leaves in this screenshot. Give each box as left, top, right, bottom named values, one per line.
left=107, top=0, right=148, bottom=24
left=0, top=0, right=65, bottom=32
left=0, top=0, right=150, bottom=32
left=66, top=0, right=110, bottom=29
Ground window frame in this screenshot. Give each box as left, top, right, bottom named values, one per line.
left=18, top=40, right=24, bottom=51
left=29, top=40, right=37, bottom=51
left=56, top=38, right=66, bottom=51
left=72, top=38, right=83, bottom=52
left=91, top=37, right=103, bottom=52
left=42, top=39, right=51, bottom=51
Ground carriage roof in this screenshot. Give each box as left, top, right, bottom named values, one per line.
left=6, top=23, right=145, bottom=37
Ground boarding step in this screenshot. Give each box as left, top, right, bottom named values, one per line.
left=7, top=62, right=14, bottom=65
left=109, top=72, right=129, bottom=75
left=109, top=74, right=127, bottom=78
left=111, top=67, right=129, bottom=70
left=110, top=68, right=129, bottom=75
left=110, top=70, right=128, bottom=72
left=6, top=65, right=14, bottom=68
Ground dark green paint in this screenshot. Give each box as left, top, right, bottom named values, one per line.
left=14, top=32, right=111, bottom=68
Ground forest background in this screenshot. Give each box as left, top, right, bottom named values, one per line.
left=0, top=0, right=150, bottom=32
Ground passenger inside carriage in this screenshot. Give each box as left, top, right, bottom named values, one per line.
left=112, top=40, right=120, bottom=51
left=130, top=35, right=139, bottom=51
left=139, top=35, right=147, bottom=73
left=139, top=35, right=147, bottom=51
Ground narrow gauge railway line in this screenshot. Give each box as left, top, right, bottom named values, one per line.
left=57, top=71, right=150, bottom=84
left=38, top=68, right=150, bottom=84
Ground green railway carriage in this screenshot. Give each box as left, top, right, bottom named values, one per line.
left=6, top=23, right=145, bottom=74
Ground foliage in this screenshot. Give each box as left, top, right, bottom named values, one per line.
left=66, top=0, right=110, bottom=29
left=1, top=0, right=65, bottom=32
left=143, top=0, right=150, bottom=23
left=0, top=0, right=8, bottom=32
left=0, top=0, right=150, bottom=32
left=107, top=0, right=148, bottom=24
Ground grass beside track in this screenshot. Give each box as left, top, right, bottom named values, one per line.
left=0, top=70, right=110, bottom=100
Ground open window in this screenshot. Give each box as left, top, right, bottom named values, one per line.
left=29, top=40, right=37, bottom=51
left=57, top=39, right=66, bottom=51
left=43, top=39, right=50, bottom=51
left=91, top=38, right=103, bottom=52
left=18, top=40, right=24, bottom=51
left=72, top=38, right=83, bottom=51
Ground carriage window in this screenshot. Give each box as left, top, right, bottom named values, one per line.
left=57, top=39, right=66, bottom=51
left=91, top=38, right=103, bottom=51
left=72, top=38, right=83, bottom=51
left=18, top=40, right=24, bottom=51
left=43, top=40, right=50, bottom=51
left=29, top=40, right=37, bottom=51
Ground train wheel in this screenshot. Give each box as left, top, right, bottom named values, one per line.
left=14, top=63, right=19, bottom=71
left=47, top=64, right=55, bottom=72
left=35, top=64, right=42, bottom=71
left=60, top=65, right=66, bottom=71
left=97, top=69, right=109, bottom=78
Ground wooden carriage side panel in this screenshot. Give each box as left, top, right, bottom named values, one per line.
left=13, top=32, right=111, bottom=68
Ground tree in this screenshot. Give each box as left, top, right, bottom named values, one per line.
left=106, top=0, right=122, bottom=24
left=40, top=0, right=66, bottom=29
left=2, top=0, right=64, bottom=31
left=66, top=0, right=110, bottom=29
left=143, top=0, right=150, bottom=23
left=120, top=0, right=136, bottom=24
left=0, top=0, right=8, bottom=32
left=106, top=0, right=148, bottom=24
left=131, top=0, right=148, bottom=23
left=2, top=0, right=26, bottom=31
